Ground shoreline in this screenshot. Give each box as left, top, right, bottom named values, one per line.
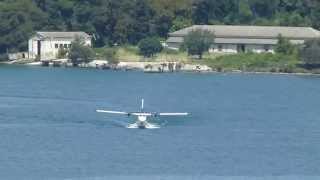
left=1, top=60, right=320, bottom=76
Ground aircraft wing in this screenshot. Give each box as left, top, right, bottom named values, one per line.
left=158, top=112, right=189, bottom=116
left=96, top=110, right=129, bottom=115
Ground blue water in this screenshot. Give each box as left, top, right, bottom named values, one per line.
left=0, top=65, right=319, bottom=180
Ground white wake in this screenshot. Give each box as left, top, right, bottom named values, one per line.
left=126, top=122, right=161, bottom=129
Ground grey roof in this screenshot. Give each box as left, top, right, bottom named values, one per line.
left=166, top=37, right=184, bottom=43
left=167, top=36, right=305, bottom=45
left=169, top=25, right=320, bottom=39
left=34, top=31, right=91, bottom=40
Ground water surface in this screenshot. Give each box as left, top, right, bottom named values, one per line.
left=0, top=65, right=319, bottom=179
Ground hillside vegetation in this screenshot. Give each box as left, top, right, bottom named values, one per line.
left=1, top=0, right=320, bottom=54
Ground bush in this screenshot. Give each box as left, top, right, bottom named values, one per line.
left=138, top=37, right=163, bottom=57
left=300, top=38, right=320, bottom=66
left=0, top=54, right=8, bottom=61
left=278, top=64, right=295, bottom=73
left=182, top=29, right=215, bottom=59
left=69, top=36, right=94, bottom=66
left=57, top=47, right=68, bottom=59
left=275, top=34, right=297, bottom=55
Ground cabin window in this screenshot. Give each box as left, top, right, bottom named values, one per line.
left=55, top=44, right=59, bottom=49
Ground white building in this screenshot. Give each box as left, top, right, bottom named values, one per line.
left=28, top=31, right=92, bottom=60
left=166, top=25, right=320, bottom=54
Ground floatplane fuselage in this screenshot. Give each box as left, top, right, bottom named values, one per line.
left=96, top=99, right=188, bottom=129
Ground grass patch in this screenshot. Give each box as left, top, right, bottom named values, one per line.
left=94, top=46, right=141, bottom=61
left=93, top=47, right=304, bottom=73
left=204, top=52, right=300, bottom=72
left=94, top=46, right=197, bottom=62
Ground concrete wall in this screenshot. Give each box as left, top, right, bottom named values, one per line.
left=28, top=39, right=37, bottom=59
left=210, top=44, right=238, bottom=53
left=246, top=44, right=275, bottom=53
left=8, top=52, right=28, bottom=60
left=28, top=38, right=92, bottom=60
left=167, top=42, right=275, bottom=54
left=166, top=42, right=180, bottom=50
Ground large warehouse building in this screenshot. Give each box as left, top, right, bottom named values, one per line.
left=166, top=25, right=320, bottom=53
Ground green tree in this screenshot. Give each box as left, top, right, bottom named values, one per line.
left=238, top=0, right=254, bottom=23
left=249, top=0, right=277, bottom=18
left=68, top=37, right=94, bottom=66
left=275, top=34, right=296, bottom=55
left=300, top=39, right=320, bottom=65
left=0, top=54, right=8, bottom=62
left=182, top=29, right=215, bottom=59
left=0, top=0, right=48, bottom=53
left=192, top=0, right=211, bottom=24
left=138, top=37, right=163, bottom=57
left=153, top=14, right=172, bottom=38
left=2, top=0, right=320, bottom=53
left=57, top=47, right=68, bottom=59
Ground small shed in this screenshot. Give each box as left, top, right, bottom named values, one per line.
left=28, top=31, right=92, bottom=61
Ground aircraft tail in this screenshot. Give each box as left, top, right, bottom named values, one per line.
left=141, top=99, right=144, bottom=112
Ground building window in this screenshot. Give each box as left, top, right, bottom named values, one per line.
left=210, top=46, right=214, bottom=53
left=237, top=44, right=246, bottom=53
left=55, top=44, right=59, bottom=49
left=59, top=44, right=63, bottom=48
left=218, top=45, right=223, bottom=52
left=64, top=44, right=68, bottom=48
left=68, top=44, right=72, bottom=48
left=264, top=45, right=270, bottom=52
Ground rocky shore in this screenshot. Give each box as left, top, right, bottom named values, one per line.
left=3, top=59, right=320, bottom=76
left=10, top=59, right=213, bottom=73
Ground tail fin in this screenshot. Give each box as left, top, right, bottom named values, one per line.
left=141, top=99, right=144, bottom=112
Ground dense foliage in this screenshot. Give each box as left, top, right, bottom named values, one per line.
left=182, top=29, right=215, bottom=59
left=68, top=37, right=94, bottom=65
left=1, top=0, right=320, bottom=54
left=300, top=39, right=320, bottom=65
left=206, top=52, right=299, bottom=73
left=138, top=37, right=163, bottom=57
left=275, top=35, right=297, bottom=55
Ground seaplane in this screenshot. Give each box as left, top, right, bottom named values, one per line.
left=96, top=99, right=189, bottom=129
